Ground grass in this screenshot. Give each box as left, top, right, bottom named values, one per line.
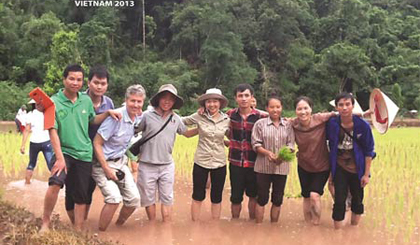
left=0, top=127, right=419, bottom=243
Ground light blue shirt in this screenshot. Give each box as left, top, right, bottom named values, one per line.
left=97, top=106, right=141, bottom=160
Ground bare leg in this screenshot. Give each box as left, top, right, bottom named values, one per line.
left=248, top=197, right=257, bottom=220
left=310, top=192, right=322, bottom=225
left=98, top=203, right=119, bottom=231
left=191, top=200, right=202, bottom=221
left=303, top=197, right=312, bottom=223
left=231, top=203, right=241, bottom=219
left=270, top=205, right=281, bottom=223
left=146, top=204, right=156, bottom=221
left=66, top=210, right=75, bottom=224
left=85, top=204, right=91, bottom=220
left=350, top=213, right=362, bottom=226
left=25, top=170, right=33, bottom=184
left=161, top=205, right=172, bottom=222
left=255, top=204, right=264, bottom=223
left=116, top=205, right=136, bottom=226
left=74, top=204, right=87, bottom=231
left=40, top=185, right=61, bottom=232
left=334, top=220, right=345, bottom=229
left=211, top=203, right=221, bottom=220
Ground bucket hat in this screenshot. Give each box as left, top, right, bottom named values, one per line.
left=197, top=88, right=228, bottom=109
left=150, top=84, right=184, bottom=110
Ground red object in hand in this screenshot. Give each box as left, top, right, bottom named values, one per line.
left=28, top=87, right=55, bottom=130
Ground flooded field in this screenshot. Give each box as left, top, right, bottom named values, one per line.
left=0, top=127, right=419, bottom=245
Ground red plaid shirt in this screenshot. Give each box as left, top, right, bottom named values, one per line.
left=227, top=108, right=267, bottom=168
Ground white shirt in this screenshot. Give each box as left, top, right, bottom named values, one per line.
left=26, top=110, right=50, bottom=143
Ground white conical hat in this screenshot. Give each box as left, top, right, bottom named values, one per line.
left=369, top=88, right=399, bottom=134
left=329, top=98, right=364, bottom=115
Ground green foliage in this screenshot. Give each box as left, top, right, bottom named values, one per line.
left=277, top=146, right=296, bottom=162
left=0, top=0, right=419, bottom=118
left=0, top=81, right=36, bottom=120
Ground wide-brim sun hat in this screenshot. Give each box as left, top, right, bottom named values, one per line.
left=28, top=99, right=36, bottom=104
left=150, top=84, right=184, bottom=110
left=197, top=88, right=228, bottom=109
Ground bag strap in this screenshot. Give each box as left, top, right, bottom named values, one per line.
left=142, top=114, right=173, bottom=145
left=339, top=123, right=363, bottom=149
left=128, top=114, right=173, bottom=156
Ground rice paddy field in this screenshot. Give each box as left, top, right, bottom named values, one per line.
left=0, top=127, right=419, bottom=243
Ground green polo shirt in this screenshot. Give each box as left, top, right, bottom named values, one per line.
left=52, top=89, right=96, bottom=162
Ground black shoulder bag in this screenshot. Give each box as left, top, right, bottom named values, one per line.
left=128, top=114, right=173, bottom=156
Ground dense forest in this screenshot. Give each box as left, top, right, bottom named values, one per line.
left=0, top=0, right=419, bottom=120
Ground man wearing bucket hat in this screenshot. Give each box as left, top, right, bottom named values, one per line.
left=134, top=84, right=189, bottom=222
left=182, top=88, right=230, bottom=221
left=20, top=99, right=54, bottom=184
left=326, top=92, right=376, bottom=229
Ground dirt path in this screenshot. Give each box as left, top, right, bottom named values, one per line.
left=3, top=175, right=412, bottom=245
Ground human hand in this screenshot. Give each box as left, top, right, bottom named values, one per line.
left=104, top=167, right=118, bottom=181
left=51, top=158, right=66, bottom=177
left=361, top=175, right=370, bottom=188
left=109, top=110, right=122, bottom=121
left=20, top=146, right=25, bottom=154
left=267, top=151, right=278, bottom=163
left=197, top=107, right=205, bottom=115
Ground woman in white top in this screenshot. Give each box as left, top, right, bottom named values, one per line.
left=20, top=101, right=53, bottom=184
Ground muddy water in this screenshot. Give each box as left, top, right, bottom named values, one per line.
left=2, top=173, right=417, bottom=245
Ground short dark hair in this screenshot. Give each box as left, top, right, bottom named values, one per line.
left=335, top=92, right=355, bottom=105
left=233, top=83, right=254, bottom=96
left=88, top=65, right=109, bottom=82
left=295, top=96, right=313, bottom=109
left=265, top=95, right=283, bottom=107
left=63, top=64, right=84, bottom=79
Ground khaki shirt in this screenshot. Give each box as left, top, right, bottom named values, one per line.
left=183, top=112, right=230, bottom=169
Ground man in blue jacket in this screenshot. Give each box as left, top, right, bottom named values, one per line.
left=327, top=92, right=375, bottom=229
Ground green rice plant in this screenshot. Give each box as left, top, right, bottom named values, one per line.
left=277, top=146, right=295, bottom=162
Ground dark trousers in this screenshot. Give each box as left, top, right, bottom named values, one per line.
left=256, top=173, right=287, bottom=207
left=27, top=141, right=53, bottom=171
left=332, top=165, right=364, bottom=221
left=192, top=163, right=226, bottom=203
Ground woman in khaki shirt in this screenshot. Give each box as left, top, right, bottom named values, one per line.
left=291, top=96, right=336, bottom=225
left=182, top=88, right=230, bottom=221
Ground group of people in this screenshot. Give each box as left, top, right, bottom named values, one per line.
left=22, top=63, right=375, bottom=233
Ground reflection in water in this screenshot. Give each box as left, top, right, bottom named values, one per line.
left=2, top=176, right=419, bottom=245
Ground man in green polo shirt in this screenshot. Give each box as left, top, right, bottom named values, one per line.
left=40, top=64, right=120, bottom=232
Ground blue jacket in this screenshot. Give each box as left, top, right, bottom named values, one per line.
left=326, top=115, right=376, bottom=180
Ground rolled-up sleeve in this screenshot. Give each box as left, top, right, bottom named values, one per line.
left=251, top=121, right=263, bottom=151
left=286, top=123, right=295, bottom=151
left=97, top=117, right=118, bottom=141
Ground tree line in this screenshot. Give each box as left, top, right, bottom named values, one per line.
left=0, top=0, right=419, bottom=120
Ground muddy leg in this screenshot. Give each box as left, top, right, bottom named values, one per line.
left=211, top=203, right=221, bottom=220
left=231, top=203, right=241, bottom=219
left=255, top=204, right=264, bottom=223
left=191, top=200, right=202, bottom=221
left=25, top=170, right=33, bottom=185
left=116, top=205, right=136, bottom=226
left=74, top=204, right=87, bottom=231
left=248, top=197, right=256, bottom=220
left=303, top=197, right=312, bottom=223
left=351, top=213, right=362, bottom=226
left=99, top=203, right=119, bottom=231
left=161, top=204, right=172, bottom=222
left=40, top=185, right=61, bottom=233
left=310, top=192, right=321, bottom=225
left=145, top=204, right=156, bottom=221
left=270, top=205, right=281, bottom=223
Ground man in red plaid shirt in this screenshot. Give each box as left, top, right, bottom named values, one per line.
left=226, top=84, right=267, bottom=219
